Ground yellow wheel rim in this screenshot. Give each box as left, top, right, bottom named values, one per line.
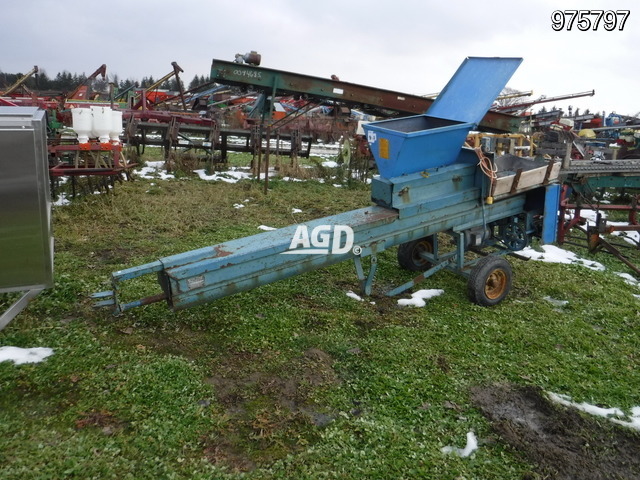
left=485, top=269, right=508, bottom=300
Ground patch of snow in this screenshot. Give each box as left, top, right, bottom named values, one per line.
left=610, top=224, right=640, bottom=246
left=543, top=296, right=569, bottom=308
left=346, top=290, right=363, bottom=301
left=258, top=225, right=277, bottom=231
left=441, top=431, right=478, bottom=458
left=573, top=210, right=639, bottom=247
left=194, top=168, right=251, bottom=183
left=548, top=392, right=640, bottom=433
left=233, top=203, right=245, bottom=209
left=397, top=289, right=444, bottom=307
left=617, top=272, right=639, bottom=287
left=322, top=160, right=339, bottom=168
left=311, top=142, right=341, bottom=159
left=548, top=392, right=625, bottom=419
left=0, top=346, right=54, bottom=365
left=614, top=406, right=640, bottom=430
left=292, top=208, right=303, bottom=214
left=516, top=245, right=605, bottom=271
left=332, top=184, right=343, bottom=188
left=580, top=209, right=607, bottom=223
left=136, top=161, right=175, bottom=180
left=53, top=194, right=70, bottom=206
left=612, top=415, right=640, bottom=431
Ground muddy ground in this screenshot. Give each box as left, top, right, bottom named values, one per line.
left=471, top=383, right=640, bottom=480
left=201, top=348, right=340, bottom=472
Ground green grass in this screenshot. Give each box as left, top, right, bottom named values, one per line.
left=2, top=157, right=640, bottom=479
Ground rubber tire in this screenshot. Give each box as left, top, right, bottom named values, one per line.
left=397, top=236, right=435, bottom=272
left=467, top=256, right=512, bottom=306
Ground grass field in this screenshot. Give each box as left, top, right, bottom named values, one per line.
left=1, top=152, right=640, bottom=479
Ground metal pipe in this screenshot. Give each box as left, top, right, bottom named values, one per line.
left=494, top=90, right=595, bottom=113
left=590, top=124, right=640, bottom=131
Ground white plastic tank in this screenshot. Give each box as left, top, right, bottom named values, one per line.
left=71, top=107, right=93, bottom=144
left=109, top=110, right=123, bottom=143
left=90, top=106, right=113, bottom=143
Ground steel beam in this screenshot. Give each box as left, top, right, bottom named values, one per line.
left=210, top=59, right=519, bottom=133
left=0, top=289, right=43, bottom=331
left=93, top=175, right=535, bottom=313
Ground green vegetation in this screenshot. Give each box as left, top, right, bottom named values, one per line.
left=2, top=155, right=640, bottom=479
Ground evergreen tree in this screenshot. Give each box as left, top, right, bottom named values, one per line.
left=140, top=76, right=155, bottom=88
left=168, top=78, right=184, bottom=91
left=36, top=70, right=51, bottom=90
left=188, top=75, right=200, bottom=90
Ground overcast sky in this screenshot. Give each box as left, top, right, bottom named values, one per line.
left=3, top=0, right=638, bottom=117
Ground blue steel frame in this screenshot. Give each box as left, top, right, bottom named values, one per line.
left=92, top=57, right=561, bottom=313
left=93, top=152, right=559, bottom=313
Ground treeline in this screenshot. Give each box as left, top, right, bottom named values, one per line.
left=0, top=70, right=210, bottom=93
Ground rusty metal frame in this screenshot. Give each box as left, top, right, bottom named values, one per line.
left=558, top=184, right=640, bottom=244
left=558, top=183, right=640, bottom=273
left=210, top=59, right=520, bottom=133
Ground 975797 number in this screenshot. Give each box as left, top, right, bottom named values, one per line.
left=551, top=10, right=630, bottom=31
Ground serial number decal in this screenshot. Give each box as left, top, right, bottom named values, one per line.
left=551, top=10, right=630, bottom=31
left=232, top=69, right=263, bottom=80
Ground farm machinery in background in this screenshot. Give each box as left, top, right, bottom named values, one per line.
left=93, top=57, right=563, bottom=314
left=2, top=55, right=639, bottom=269
left=0, top=56, right=546, bottom=189
left=205, top=55, right=522, bottom=183
left=528, top=105, right=640, bottom=264
left=486, top=89, right=640, bottom=266
left=0, top=65, right=40, bottom=101
left=556, top=121, right=640, bottom=270
left=1, top=62, right=221, bottom=194
left=1, top=64, right=133, bottom=194
left=115, top=53, right=519, bottom=181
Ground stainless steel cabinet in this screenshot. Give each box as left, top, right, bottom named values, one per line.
left=0, top=107, right=53, bottom=328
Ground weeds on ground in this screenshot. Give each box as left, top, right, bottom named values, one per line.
left=2, top=165, right=640, bottom=479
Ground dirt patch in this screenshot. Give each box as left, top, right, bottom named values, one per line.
left=471, top=383, right=640, bottom=480
left=92, top=247, right=134, bottom=265
left=112, top=326, right=221, bottom=362
left=75, top=409, right=127, bottom=436
left=201, top=348, right=340, bottom=472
